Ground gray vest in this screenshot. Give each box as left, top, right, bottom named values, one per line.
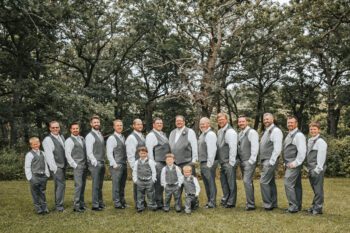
left=49, top=134, right=67, bottom=168
left=238, top=128, right=252, bottom=161
left=169, top=127, right=192, bottom=164
left=306, top=136, right=326, bottom=170
left=259, top=125, right=277, bottom=161
left=30, top=150, right=46, bottom=174
left=183, top=176, right=196, bottom=195
left=70, top=136, right=87, bottom=167
left=112, top=134, right=127, bottom=164
left=198, top=130, right=212, bottom=162
left=217, top=125, right=233, bottom=164
left=283, top=130, right=301, bottom=164
left=152, top=130, right=171, bottom=162
left=137, top=159, right=152, bottom=180
left=131, top=132, right=145, bottom=160
left=165, top=166, right=178, bottom=185
left=90, top=131, right=105, bottom=162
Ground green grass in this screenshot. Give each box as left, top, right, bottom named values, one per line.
left=0, top=178, right=349, bottom=233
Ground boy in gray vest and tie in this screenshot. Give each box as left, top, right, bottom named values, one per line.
left=132, top=146, right=157, bottom=212
left=161, top=153, right=184, bottom=212
left=183, top=165, right=200, bottom=214
left=306, top=122, right=327, bottom=215
left=25, top=137, right=50, bottom=215
left=64, top=122, right=87, bottom=212
left=106, top=119, right=127, bottom=209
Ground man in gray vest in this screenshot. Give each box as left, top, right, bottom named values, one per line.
left=43, top=120, right=67, bottom=212
left=283, top=115, right=306, bottom=213
left=216, top=113, right=238, bottom=208
left=106, top=119, right=127, bottom=209
left=64, top=122, right=87, bottom=212
left=146, top=117, right=171, bottom=209
left=259, top=113, right=283, bottom=211
left=126, top=118, right=146, bottom=207
left=306, top=121, right=327, bottom=215
left=85, top=115, right=106, bottom=211
left=198, top=117, right=218, bottom=208
left=169, top=115, right=198, bottom=175
left=237, top=116, right=259, bottom=211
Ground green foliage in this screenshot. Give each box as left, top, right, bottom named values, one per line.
left=326, top=136, right=350, bottom=177
left=0, top=148, right=24, bottom=180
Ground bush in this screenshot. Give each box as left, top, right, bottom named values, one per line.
left=0, top=148, right=25, bottom=180
left=326, top=136, right=350, bottom=177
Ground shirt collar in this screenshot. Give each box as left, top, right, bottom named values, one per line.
left=266, top=124, right=275, bottom=131
left=50, top=133, right=61, bottom=138
left=114, top=132, right=122, bottom=137
left=220, top=124, right=228, bottom=131
left=133, top=130, right=143, bottom=137
left=241, top=126, right=250, bottom=134
left=310, top=134, right=320, bottom=140
left=289, top=128, right=298, bottom=135
left=176, top=126, right=186, bottom=132
left=92, top=129, right=100, bottom=134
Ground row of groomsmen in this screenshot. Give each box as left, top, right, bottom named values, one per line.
left=24, top=113, right=326, bottom=215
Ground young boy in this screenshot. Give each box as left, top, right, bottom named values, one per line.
left=306, top=122, right=327, bottom=215
left=161, top=153, right=184, bottom=212
left=183, top=165, right=200, bottom=214
left=24, top=137, right=50, bottom=215
left=132, top=146, right=157, bottom=212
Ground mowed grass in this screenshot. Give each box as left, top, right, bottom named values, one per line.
left=0, top=178, right=349, bottom=233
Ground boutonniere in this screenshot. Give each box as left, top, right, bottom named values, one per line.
left=182, top=130, right=187, bottom=135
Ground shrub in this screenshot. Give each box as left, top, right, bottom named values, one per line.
left=0, top=148, right=25, bottom=180
left=326, top=136, right=350, bottom=177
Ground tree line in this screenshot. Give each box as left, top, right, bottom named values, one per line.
left=0, top=0, right=349, bottom=148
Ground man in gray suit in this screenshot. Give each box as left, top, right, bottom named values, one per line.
left=259, top=113, right=283, bottom=211
left=64, top=122, right=87, bottom=212
left=85, top=115, right=106, bottom=211
left=198, top=117, right=218, bottom=208
left=216, top=113, right=238, bottom=208
left=169, top=115, right=198, bottom=174
left=106, top=119, right=127, bottom=209
left=283, top=115, right=306, bottom=213
left=43, top=120, right=67, bottom=212
left=146, top=117, right=171, bottom=209
left=237, top=116, right=259, bottom=211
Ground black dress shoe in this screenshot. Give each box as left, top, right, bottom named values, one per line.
left=312, top=210, right=323, bottom=215
left=224, top=204, right=235, bottom=208
left=264, top=207, right=274, bottom=211
left=115, top=205, right=125, bottom=209
left=74, top=208, right=84, bottom=213
left=80, top=206, right=86, bottom=211
left=92, top=207, right=103, bottom=211
left=285, top=209, right=298, bottom=214
left=245, top=207, right=256, bottom=211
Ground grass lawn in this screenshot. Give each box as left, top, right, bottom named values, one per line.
left=0, top=178, right=349, bottom=233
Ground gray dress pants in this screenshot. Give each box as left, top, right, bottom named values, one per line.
left=53, top=167, right=66, bottom=210
left=240, top=160, right=256, bottom=208
left=284, top=166, right=302, bottom=211
left=220, top=162, right=237, bottom=206
left=260, top=160, right=278, bottom=209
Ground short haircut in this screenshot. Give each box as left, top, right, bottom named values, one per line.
left=217, top=112, right=228, bottom=120
left=49, top=120, right=59, bottom=127
left=29, top=137, right=40, bottom=144
left=238, top=115, right=248, bottom=121
left=287, top=115, right=298, bottom=122
left=165, top=153, right=175, bottom=159
left=309, top=121, right=321, bottom=129
left=175, top=115, right=185, bottom=121
left=183, top=165, right=192, bottom=172
left=153, top=117, right=163, bottom=124
left=263, top=113, right=274, bottom=119
left=200, top=117, right=210, bottom=124
left=113, top=119, right=123, bottom=125
left=137, top=146, right=148, bottom=153
left=90, top=115, right=100, bottom=122
left=69, top=122, right=79, bottom=129
left=133, top=118, right=142, bottom=125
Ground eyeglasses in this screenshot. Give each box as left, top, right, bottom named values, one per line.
left=50, top=127, right=60, bottom=129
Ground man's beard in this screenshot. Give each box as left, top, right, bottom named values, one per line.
left=93, top=125, right=100, bottom=130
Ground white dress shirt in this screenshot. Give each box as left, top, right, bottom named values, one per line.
left=263, top=124, right=283, bottom=166
left=132, top=158, right=157, bottom=183
left=160, top=164, right=184, bottom=187
left=286, top=128, right=307, bottom=167
left=24, top=150, right=50, bottom=181
left=125, top=131, right=144, bottom=170
left=203, top=128, right=217, bottom=168
left=239, top=126, right=259, bottom=164
left=106, top=132, right=125, bottom=167
left=218, top=124, right=238, bottom=166
left=64, top=135, right=83, bottom=169
left=146, top=129, right=168, bottom=161
left=85, top=129, right=104, bottom=166
left=42, top=133, right=65, bottom=173
left=171, top=127, right=198, bottom=163
left=308, top=134, right=327, bottom=174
